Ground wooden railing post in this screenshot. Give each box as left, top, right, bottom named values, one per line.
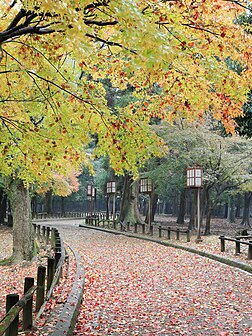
left=235, top=238, right=241, bottom=254
left=134, top=223, right=137, bottom=233
left=158, top=225, right=162, bottom=238
left=248, top=241, right=252, bottom=260
left=23, top=277, right=34, bottom=331
left=36, top=266, right=46, bottom=312
left=142, top=223, right=145, bottom=234
left=176, top=228, right=180, bottom=240
left=46, top=227, right=50, bottom=245
left=47, top=257, right=55, bottom=293
left=167, top=227, right=171, bottom=240
left=220, top=235, right=225, bottom=252
left=186, top=230, right=190, bottom=242
left=5, top=294, right=19, bottom=336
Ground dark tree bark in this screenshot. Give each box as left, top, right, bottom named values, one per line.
left=240, top=192, right=252, bottom=227
left=204, top=187, right=213, bottom=235
left=188, top=189, right=196, bottom=230
left=119, top=174, right=143, bottom=225
left=145, top=193, right=158, bottom=223
left=228, top=195, right=236, bottom=223
left=60, top=196, right=65, bottom=216
left=0, top=188, right=7, bottom=224
left=9, top=179, right=33, bottom=262
left=45, top=190, right=53, bottom=214
left=176, top=189, right=186, bottom=225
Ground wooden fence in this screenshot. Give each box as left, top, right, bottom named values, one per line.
left=0, top=224, right=65, bottom=336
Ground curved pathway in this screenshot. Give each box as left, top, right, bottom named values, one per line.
left=42, top=220, right=252, bottom=336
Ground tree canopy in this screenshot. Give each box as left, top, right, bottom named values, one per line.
left=0, top=0, right=252, bottom=185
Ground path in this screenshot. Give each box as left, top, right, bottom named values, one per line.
left=37, top=220, right=252, bottom=335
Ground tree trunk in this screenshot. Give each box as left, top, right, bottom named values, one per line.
left=188, top=190, right=196, bottom=230
left=9, top=179, right=33, bottom=262
left=204, top=188, right=213, bottom=235
left=240, top=192, right=252, bottom=227
left=119, top=174, right=143, bottom=225
left=45, top=190, right=53, bottom=214
left=145, top=193, right=158, bottom=223
left=227, top=195, right=235, bottom=223
left=0, top=188, right=7, bottom=224
left=61, top=196, right=65, bottom=216
left=176, top=189, right=186, bottom=225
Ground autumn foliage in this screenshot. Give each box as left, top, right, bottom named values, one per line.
left=0, top=0, right=251, bottom=184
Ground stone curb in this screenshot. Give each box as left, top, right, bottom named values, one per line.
left=44, top=246, right=85, bottom=336
left=79, top=224, right=252, bottom=275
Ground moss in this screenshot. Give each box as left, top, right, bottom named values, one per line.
left=0, top=256, right=14, bottom=266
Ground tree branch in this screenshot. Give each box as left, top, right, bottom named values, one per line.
left=85, top=33, right=137, bottom=54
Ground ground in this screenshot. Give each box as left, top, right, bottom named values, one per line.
left=0, top=216, right=251, bottom=335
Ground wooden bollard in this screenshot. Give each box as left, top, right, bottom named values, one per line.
left=167, top=227, right=171, bottom=240
left=51, top=228, right=56, bottom=248
left=134, top=223, right=137, bottom=233
left=158, top=226, right=162, bottom=238
left=23, top=277, right=34, bottom=330
left=5, top=294, right=19, bottom=336
left=176, top=228, right=180, bottom=240
left=235, top=238, right=241, bottom=254
left=37, top=224, right=41, bottom=241
left=36, top=266, right=46, bottom=312
left=127, top=222, right=130, bottom=231
left=142, top=223, right=145, bottom=234
left=150, top=225, right=153, bottom=236
left=32, top=223, right=36, bottom=236
left=46, top=227, right=50, bottom=245
left=47, top=258, right=55, bottom=293
left=248, top=241, right=252, bottom=260
left=186, top=230, right=190, bottom=242
left=220, top=235, right=225, bottom=252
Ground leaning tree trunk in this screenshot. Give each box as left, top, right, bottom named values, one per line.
left=119, top=174, right=144, bottom=225
left=240, top=192, right=252, bottom=227
left=9, top=179, right=33, bottom=262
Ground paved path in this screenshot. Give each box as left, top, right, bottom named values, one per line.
left=40, top=220, right=252, bottom=336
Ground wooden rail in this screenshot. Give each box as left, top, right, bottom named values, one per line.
left=0, top=224, right=65, bottom=336
left=159, top=226, right=190, bottom=242
left=219, top=235, right=252, bottom=260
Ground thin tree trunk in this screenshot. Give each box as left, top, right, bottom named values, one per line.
left=240, top=192, right=252, bottom=227
left=0, top=188, right=7, bottom=224
left=188, top=189, right=196, bottom=230
left=204, top=188, right=212, bottom=235
left=145, top=193, right=158, bottom=223
left=9, top=179, right=33, bottom=262
left=228, top=195, right=235, bottom=223
left=176, top=189, right=186, bottom=225
left=45, top=190, right=53, bottom=215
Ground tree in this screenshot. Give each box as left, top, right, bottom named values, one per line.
left=149, top=121, right=252, bottom=234
left=1, top=0, right=252, bottom=260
